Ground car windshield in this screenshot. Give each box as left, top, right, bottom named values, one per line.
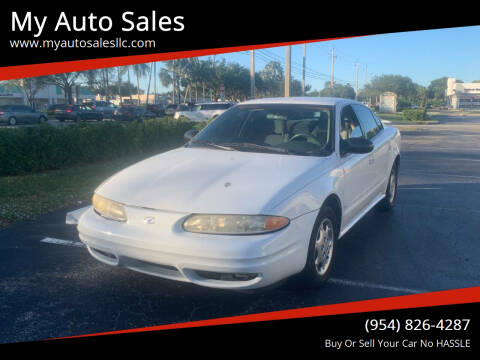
left=190, top=104, right=334, bottom=156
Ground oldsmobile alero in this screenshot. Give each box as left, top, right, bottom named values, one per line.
left=77, top=97, right=401, bottom=290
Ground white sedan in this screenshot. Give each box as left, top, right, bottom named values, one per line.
left=78, top=97, right=401, bottom=290
left=174, top=102, right=234, bottom=122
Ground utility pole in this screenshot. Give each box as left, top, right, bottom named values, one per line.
left=117, top=67, right=122, bottom=105
left=302, top=44, right=306, bottom=96
left=364, top=65, right=367, bottom=89
left=355, top=62, right=359, bottom=101
left=330, top=47, right=335, bottom=89
left=154, top=62, right=157, bottom=104
left=250, top=50, right=255, bottom=99
left=172, top=59, right=176, bottom=104
left=285, top=46, right=291, bottom=97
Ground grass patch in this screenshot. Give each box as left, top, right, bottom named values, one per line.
left=376, top=112, right=439, bottom=124
left=375, top=113, right=404, bottom=122
left=0, top=152, right=158, bottom=228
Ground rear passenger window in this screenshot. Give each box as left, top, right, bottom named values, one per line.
left=353, top=104, right=381, bottom=139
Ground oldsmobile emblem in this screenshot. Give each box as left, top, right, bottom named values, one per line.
left=143, top=217, right=156, bottom=224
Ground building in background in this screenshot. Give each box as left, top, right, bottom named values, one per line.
left=0, top=84, right=95, bottom=109
left=379, top=91, right=397, bottom=113
left=447, top=78, right=480, bottom=109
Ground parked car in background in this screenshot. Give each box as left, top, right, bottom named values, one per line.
left=0, top=105, right=48, bottom=125
left=54, top=104, right=103, bottom=122
left=165, top=103, right=192, bottom=116
left=174, top=102, right=234, bottom=122
left=146, top=104, right=165, bottom=117
left=83, top=101, right=118, bottom=118
left=113, top=105, right=155, bottom=121
left=45, top=104, right=66, bottom=117
left=78, top=97, right=401, bottom=290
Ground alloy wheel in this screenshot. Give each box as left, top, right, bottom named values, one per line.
left=314, top=218, right=334, bottom=276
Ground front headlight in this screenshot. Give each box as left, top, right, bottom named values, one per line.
left=92, top=193, right=127, bottom=222
left=183, top=214, right=289, bottom=235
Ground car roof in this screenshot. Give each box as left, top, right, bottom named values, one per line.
left=195, top=102, right=232, bottom=105
left=238, top=97, right=361, bottom=107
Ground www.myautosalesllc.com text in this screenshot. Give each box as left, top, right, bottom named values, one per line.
left=9, top=38, right=156, bottom=51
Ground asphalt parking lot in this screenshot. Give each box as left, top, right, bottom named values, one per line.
left=1, top=112, right=479, bottom=343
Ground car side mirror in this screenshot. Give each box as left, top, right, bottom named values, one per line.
left=184, top=129, right=198, bottom=141
left=341, top=137, right=374, bottom=154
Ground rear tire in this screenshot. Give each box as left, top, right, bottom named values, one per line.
left=8, top=117, right=17, bottom=126
left=377, top=162, right=398, bottom=212
left=298, top=206, right=337, bottom=288
left=38, top=116, right=47, bottom=124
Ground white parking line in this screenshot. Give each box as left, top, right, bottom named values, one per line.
left=40, top=237, right=85, bottom=248
left=397, top=187, right=441, bottom=190
left=397, top=204, right=480, bottom=214
left=402, top=171, right=480, bottom=180
left=328, top=278, right=426, bottom=294
left=403, top=158, right=480, bottom=162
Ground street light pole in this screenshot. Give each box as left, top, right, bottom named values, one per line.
left=285, top=46, right=291, bottom=97
left=250, top=50, right=255, bottom=99
left=302, top=44, right=306, bottom=96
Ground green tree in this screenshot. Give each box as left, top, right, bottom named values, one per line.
left=258, top=61, right=284, bottom=97
left=132, top=64, right=149, bottom=104
left=365, top=75, right=417, bottom=100
left=47, top=72, right=83, bottom=104
left=5, top=76, right=50, bottom=108
left=292, top=79, right=311, bottom=97
left=427, top=77, right=448, bottom=100
left=116, top=66, right=129, bottom=104
left=82, top=68, right=116, bottom=101
left=316, top=82, right=356, bottom=99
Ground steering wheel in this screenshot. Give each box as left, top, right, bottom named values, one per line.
left=288, top=133, right=321, bottom=145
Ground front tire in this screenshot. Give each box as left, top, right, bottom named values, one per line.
left=299, top=206, right=337, bottom=287
left=377, top=162, right=398, bottom=212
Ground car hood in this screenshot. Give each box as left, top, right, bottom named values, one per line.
left=96, top=147, right=329, bottom=214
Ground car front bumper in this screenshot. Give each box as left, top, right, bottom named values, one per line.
left=77, top=206, right=315, bottom=290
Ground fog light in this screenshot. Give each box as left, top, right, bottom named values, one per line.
left=195, top=270, right=258, bottom=282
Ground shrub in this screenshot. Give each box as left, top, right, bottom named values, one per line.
left=402, top=108, right=427, bottom=122
left=0, top=119, right=199, bottom=176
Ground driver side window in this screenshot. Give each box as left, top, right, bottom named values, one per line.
left=340, top=105, right=364, bottom=140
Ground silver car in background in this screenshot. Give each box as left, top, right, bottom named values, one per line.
left=83, top=101, right=119, bottom=119
left=174, top=102, right=234, bottom=122
left=0, top=105, right=48, bottom=125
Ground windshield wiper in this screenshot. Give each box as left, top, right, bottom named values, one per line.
left=190, top=140, right=236, bottom=151
left=219, top=142, right=289, bottom=154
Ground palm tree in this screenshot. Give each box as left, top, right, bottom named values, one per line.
left=116, top=66, right=129, bottom=105
left=159, top=61, right=175, bottom=103
left=145, top=63, right=154, bottom=106
left=132, top=63, right=149, bottom=104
